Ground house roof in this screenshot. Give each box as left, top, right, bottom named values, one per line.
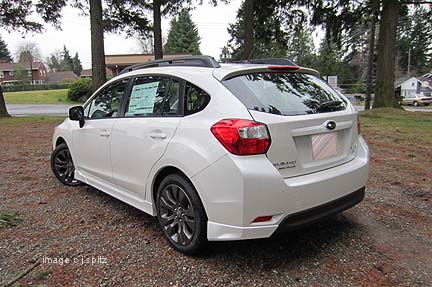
left=394, top=76, right=411, bottom=88
left=80, top=68, right=113, bottom=78
left=80, top=69, right=92, bottom=77
left=0, top=62, right=44, bottom=72
left=418, top=75, right=432, bottom=86
left=395, top=74, right=432, bottom=89
left=47, top=71, right=78, bottom=83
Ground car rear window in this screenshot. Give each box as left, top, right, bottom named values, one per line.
left=222, top=72, right=346, bottom=116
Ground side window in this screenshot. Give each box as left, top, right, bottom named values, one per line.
left=83, top=102, right=91, bottom=118
left=184, top=82, right=210, bottom=116
left=163, top=79, right=181, bottom=115
left=125, top=76, right=181, bottom=116
left=87, top=79, right=128, bottom=119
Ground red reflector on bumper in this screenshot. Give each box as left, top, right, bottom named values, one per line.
left=253, top=216, right=273, bottom=223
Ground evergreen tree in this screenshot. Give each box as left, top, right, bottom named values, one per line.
left=398, top=5, right=432, bottom=75
left=61, top=45, right=74, bottom=71
left=0, top=36, right=12, bottom=62
left=222, top=1, right=293, bottom=61
left=72, top=52, right=83, bottom=76
left=286, top=26, right=316, bottom=67
left=164, top=9, right=201, bottom=55
left=46, top=51, right=63, bottom=72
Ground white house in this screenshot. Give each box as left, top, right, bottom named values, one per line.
left=395, top=73, right=432, bottom=98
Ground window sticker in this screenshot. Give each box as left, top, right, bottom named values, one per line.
left=127, top=82, right=159, bottom=115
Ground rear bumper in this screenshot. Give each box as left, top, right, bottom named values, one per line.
left=274, top=187, right=365, bottom=234
left=192, top=137, right=369, bottom=241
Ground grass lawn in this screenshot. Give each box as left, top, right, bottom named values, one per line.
left=360, top=108, right=432, bottom=191
left=3, top=89, right=81, bottom=105
left=360, top=107, right=432, bottom=146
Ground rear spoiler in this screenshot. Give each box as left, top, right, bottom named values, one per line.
left=217, top=66, right=321, bottom=81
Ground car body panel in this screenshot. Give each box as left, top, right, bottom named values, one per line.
left=197, top=137, right=369, bottom=240
left=71, top=118, right=117, bottom=182
left=110, top=117, right=181, bottom=198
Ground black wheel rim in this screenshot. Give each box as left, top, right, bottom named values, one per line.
left=54, top=149, right=78, bottom=184
left=159, top=184, right=196, bottom=246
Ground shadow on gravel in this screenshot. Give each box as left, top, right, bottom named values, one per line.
left=80, top=185, right=361, bottom=265
left=202, top=214, right=361, bottom=264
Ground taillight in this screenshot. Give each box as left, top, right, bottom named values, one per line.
left=252, top=215, right=273, bottom=223
left=357, top=113, right=361, bottom=135
left=210, top=119, right=271, bottom=155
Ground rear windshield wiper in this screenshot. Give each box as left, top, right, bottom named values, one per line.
left=316, top=100, right=344, bottom=112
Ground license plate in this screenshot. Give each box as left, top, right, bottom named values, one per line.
left=311, top=132, right=338, bottom=160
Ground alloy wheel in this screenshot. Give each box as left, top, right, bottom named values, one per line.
left=53, top=148, right=78, bottom=185
left=158, top=184, right=196, bottom=246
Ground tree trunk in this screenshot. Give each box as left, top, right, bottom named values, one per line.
left=373, top=0, right=401, bottom=108
left=0, top=85, right=10, bottom=117
left=243, top=0, right=254, bottom=60
left=365, top=0, right=378, bottom=110
left=90, top=0, right=107, bottom=92
left=153, top=0, right=163, bottom=60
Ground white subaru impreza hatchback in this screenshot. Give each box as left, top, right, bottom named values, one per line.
left=51, top=56, right=369, bottom=254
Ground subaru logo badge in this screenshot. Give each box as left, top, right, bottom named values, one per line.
left=325, top=121, right=336, bottom=130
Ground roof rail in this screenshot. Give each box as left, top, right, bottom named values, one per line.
left=119, top=55, right=220, bottom=74
left=232, top=58, right=297, bottom=66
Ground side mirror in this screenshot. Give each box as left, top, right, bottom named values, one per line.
left=69, top=106, right=85, bottom=128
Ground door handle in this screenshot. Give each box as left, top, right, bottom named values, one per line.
left=100, top=131, right=111, bottom=137
left=149, top=132, right=167, bottom=139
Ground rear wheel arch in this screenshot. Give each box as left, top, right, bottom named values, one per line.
left=152, top=166, right=190, bottom=205
left=55, top=137, right=67, bottom=147
left=152, top=166, right=207, bottom=215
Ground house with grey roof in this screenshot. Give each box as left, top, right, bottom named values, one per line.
left=395, top=73, right=432, bottom=99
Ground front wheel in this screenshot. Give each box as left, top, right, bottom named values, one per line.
left=413, top=101, right=419, bottom=107
left=156, top=174, right=207, bottom=255
left=50, top=143, right=81, bottom=186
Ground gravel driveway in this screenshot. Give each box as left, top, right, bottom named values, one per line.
left=0, top=118, right=431, bottom=287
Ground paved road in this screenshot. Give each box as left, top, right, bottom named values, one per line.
left=6, top=104, right=74, bottom=116
left=354, top=105, right=432, bottom=112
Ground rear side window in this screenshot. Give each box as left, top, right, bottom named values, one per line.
left=125, top=76, right=181, bottom=117
left=184, top=82, right=210, bottom=115
left=223, top=73, right=346, bottom=116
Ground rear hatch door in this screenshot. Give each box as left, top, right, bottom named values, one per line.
left=222, top=70, right=358, bottom=178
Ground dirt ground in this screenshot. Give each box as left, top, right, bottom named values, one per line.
left=0, top=111, right=431, bottom=287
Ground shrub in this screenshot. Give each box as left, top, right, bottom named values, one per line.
left=67, top=78, right=92, bottom=102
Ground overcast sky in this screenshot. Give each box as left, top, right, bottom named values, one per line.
left=0, top=1, right=242, bottom=69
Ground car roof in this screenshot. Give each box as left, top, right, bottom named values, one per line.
left=114, top=63, right=319, bottom=82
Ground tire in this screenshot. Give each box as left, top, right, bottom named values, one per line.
left=425, top=103, right=430, bottom=106
left=50, top=143, right=82, bottom=186
left=413, top=101, right=419, bottom=107
left=156, top=173, right=207, bottom=255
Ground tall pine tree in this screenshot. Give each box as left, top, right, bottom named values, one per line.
left=286, top=26, right=316, bottom=67
left=222, top=1, right=292, bottom=61
left=398, top=5, right=432, bottom=75
left=61, top=45, right=74, bottom=71
left=164, top=9, right=201, bottom=55
left=72, top=52, right=83, bottom=76
left=0, top=36, right=12, bottom=62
